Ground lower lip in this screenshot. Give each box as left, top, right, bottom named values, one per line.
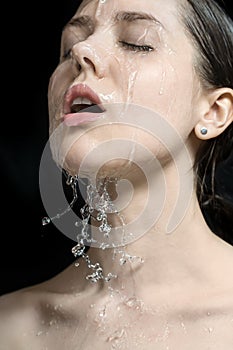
left=63, top=112, right=104, bottom=127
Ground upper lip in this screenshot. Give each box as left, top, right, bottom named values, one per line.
left=63, top=83, right=105, bottom=115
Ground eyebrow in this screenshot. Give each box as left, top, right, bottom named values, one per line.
left=114, top=11, right=164, bottom=27
left=65, top=11, right=164, bottom=30
left=66, top=15, right=93, bottom=28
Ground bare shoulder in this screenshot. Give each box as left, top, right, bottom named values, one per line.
left=0, top=286, right=44, bottom=350
left=0, top=278, right=86, bottom=350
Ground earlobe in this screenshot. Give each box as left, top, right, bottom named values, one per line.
left=194, top=88, right=233, bottom=140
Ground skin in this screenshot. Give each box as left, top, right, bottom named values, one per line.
left=0, top=0, right=233, bottom=349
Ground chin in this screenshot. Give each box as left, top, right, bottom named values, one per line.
left=63, top=147, right=134, bottom=181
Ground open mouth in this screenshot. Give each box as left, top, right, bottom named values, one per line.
left=63, top=84, right=107, bottom=126
left=70, top=97, right=105, bottom=114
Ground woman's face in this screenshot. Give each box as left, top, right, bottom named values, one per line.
left=48, top=0, right=201, bottom=178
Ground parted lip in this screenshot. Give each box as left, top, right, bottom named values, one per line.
left=63, top=83, right=105, bottom=115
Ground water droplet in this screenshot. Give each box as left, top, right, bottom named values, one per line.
left=54, top=304, right=62, bottom=311
left=107, top=328, right=126, bottom=342
left=36, top=331, right=43, bottom=336
left=97, top=212, right=104, bottom=221
left=204, top=326, right=214, bottom=334
left=66, top=174, right=74, bottom=186
left=119, top=258, right=127, bottom=266
left=180, top=321, right=187, bottom=334
left=99, top=221, right=112, bottom=236
left=42, top=217, right=51, bottom=226
left=124, top=297, right=144, bottom=311
left=105, top=273, right=117, bottom=282
left=99, top=309, right=106, bottom=318
left=100, top=243, right=110, bottom=250
left=159, top=71, right=166, bottom=95
left=159, top=88, right=164, bottom=95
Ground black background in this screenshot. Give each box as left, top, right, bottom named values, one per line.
left=0, top=1, right=82, bottom=295
left=0, top=1, right=233, bottom=296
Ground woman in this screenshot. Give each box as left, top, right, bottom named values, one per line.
left=0, top=0, right=233, bottom=349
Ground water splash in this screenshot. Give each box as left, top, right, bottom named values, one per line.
left=42, top=173, right=145, bottom=284
left=42, top=170, right=79, bottom=225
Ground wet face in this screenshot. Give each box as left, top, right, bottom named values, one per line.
left=48, top=0, right=201, bottom=178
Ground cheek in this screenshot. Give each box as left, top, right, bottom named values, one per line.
left=48, top=63, right=74, bottom=122
left=131, top=55, right=196, bottom=133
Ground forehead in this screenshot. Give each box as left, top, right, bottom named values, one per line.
left=74, top=0, right=182, bottom=31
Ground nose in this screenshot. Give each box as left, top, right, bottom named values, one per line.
left=71, top=40, right=106, bottom=79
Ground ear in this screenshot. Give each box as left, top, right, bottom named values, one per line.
left=194, top=88, right=233, bottom=140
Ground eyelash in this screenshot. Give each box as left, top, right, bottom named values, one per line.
left=119, top=41, right=154, bottom=52
left=62, top=49, right=72, bottom=59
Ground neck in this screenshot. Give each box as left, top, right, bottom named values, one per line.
left=87, top=193, right=209, bottom=286
left=74, top=155, right=218, bottom=296
left=42, top=141, right=233, bottom=316
left=46, top=149, right=233, bottom=309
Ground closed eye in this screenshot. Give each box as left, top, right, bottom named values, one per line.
left=62, top=48, right=72, bottom=60
left=119, top=41, right=154, bottom=52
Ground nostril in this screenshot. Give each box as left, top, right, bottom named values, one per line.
left=83, top=57, right=96, bottom=73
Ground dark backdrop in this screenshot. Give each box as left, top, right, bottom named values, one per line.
left=0, top=1, right=232, bottom=296
left=0, top=1, right=82, bottom=295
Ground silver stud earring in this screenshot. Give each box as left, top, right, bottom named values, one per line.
left=200, top=127, right=208, bottom=135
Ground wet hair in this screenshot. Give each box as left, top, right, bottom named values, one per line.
left=181, top=0, right=233, bottom=244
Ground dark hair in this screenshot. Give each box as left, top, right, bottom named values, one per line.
left=181, top=0, right=233, bottom=244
